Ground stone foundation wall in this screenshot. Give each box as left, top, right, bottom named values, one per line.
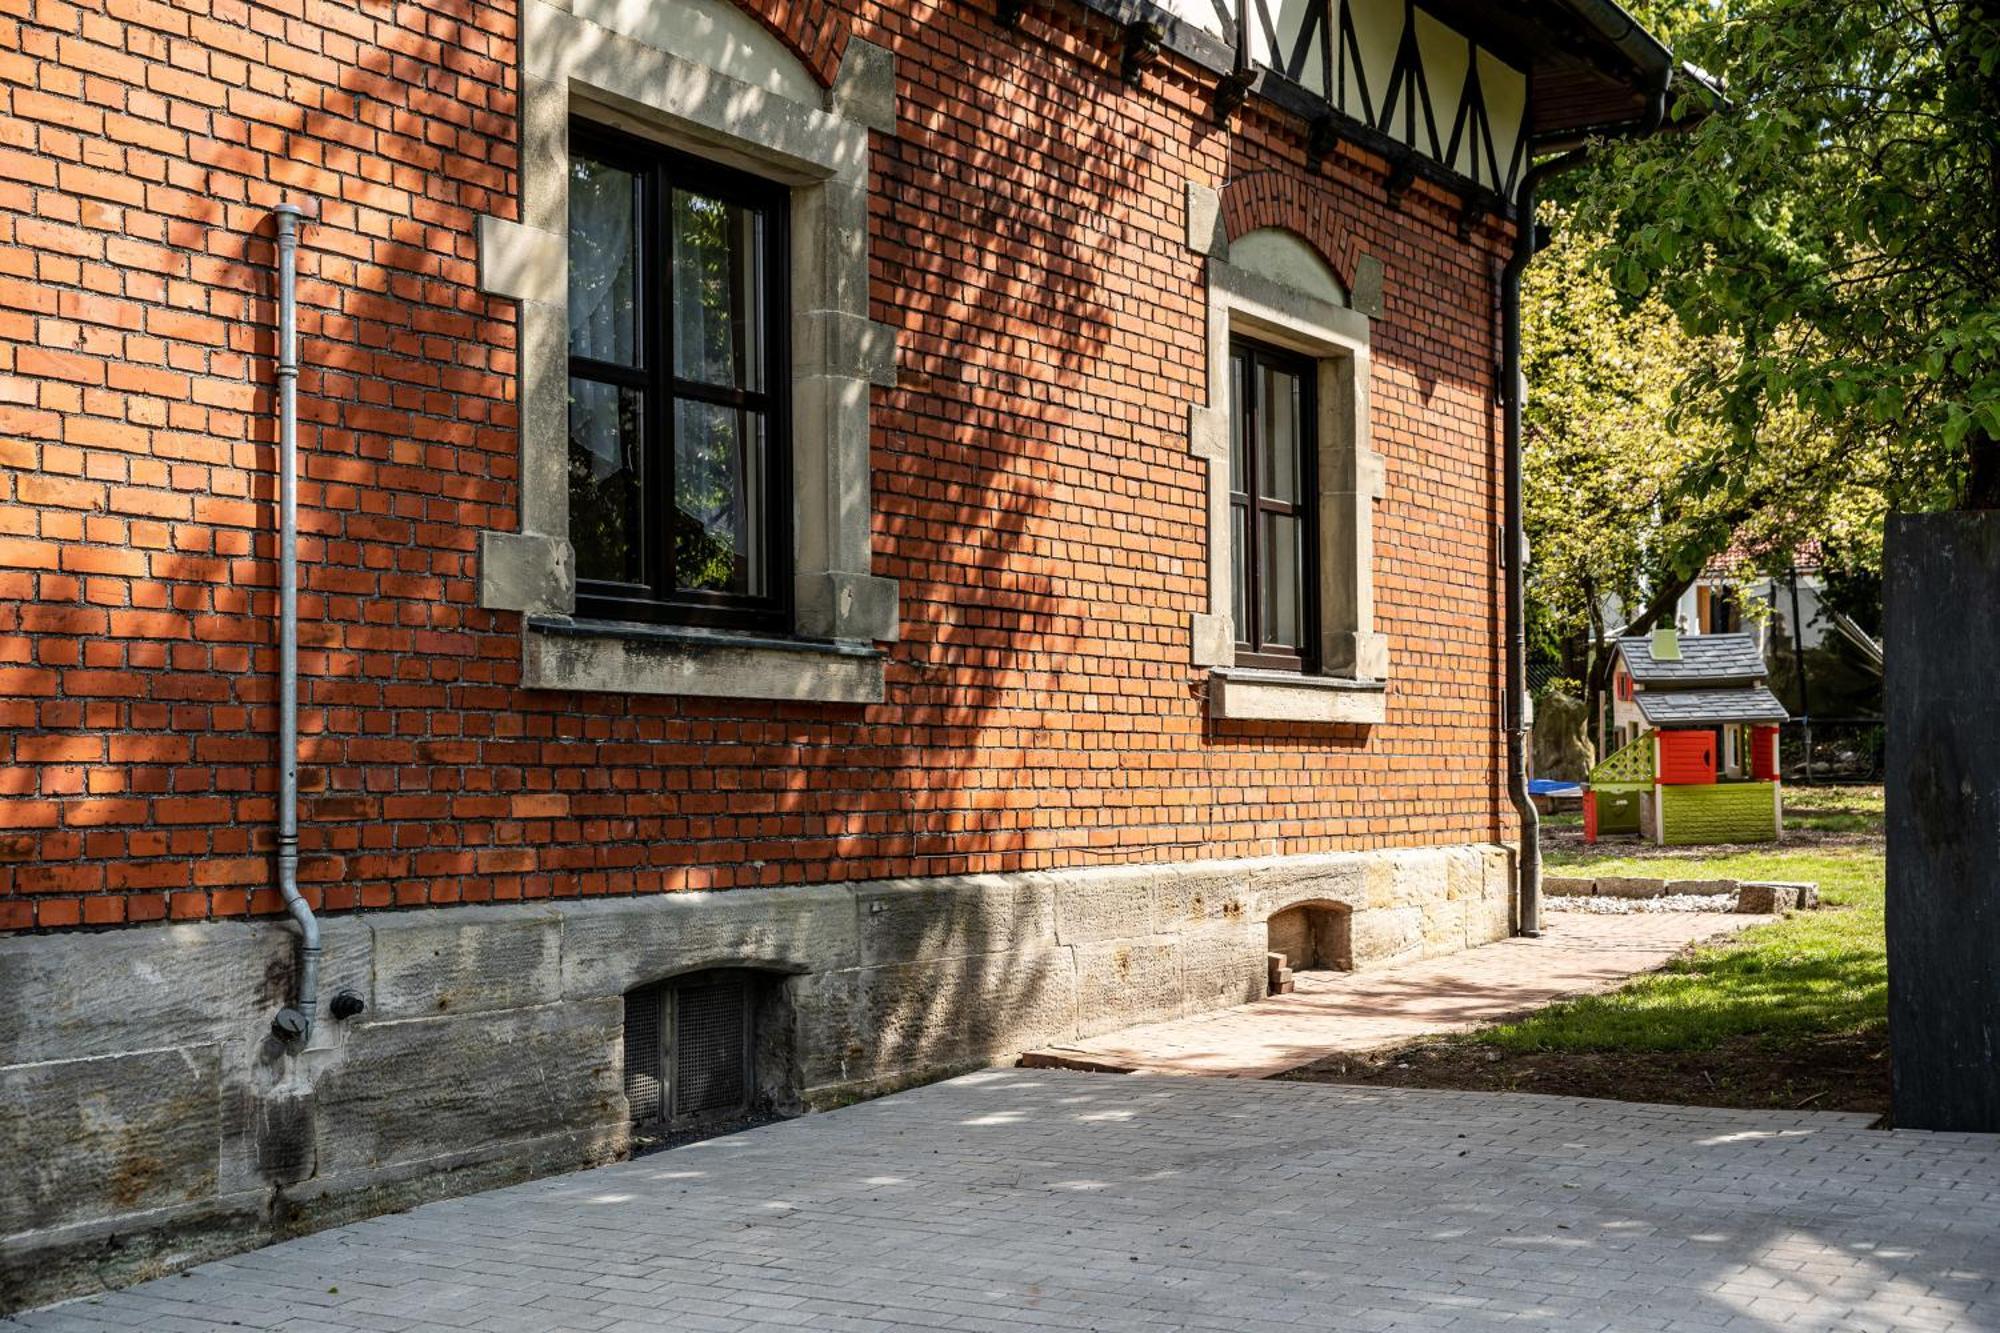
left=0, top=842, right=1511, bottom=1311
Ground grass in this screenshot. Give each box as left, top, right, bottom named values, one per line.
left=1289, top=786, right=1891, bottom=1114
left=1495, top=845, right=1884, bottom=1053
left=1780, top=783, right=1885, bottom=834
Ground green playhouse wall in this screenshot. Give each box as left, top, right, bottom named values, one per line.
left=1588, top=733, right=1655, bottom=834
left=1594, top=786, right=1646, bottom=833
left=1659, top=781, right=1780, bottom=845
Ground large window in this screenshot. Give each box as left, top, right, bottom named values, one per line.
left=1229, top=338, right=1318, bottom=671
left=566, top=122, right=789, bottom=630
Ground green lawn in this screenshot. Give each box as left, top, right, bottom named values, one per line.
left=1506, top=844, right=1886, bottom=1053
left=1780, top=784, right=1885, bottom=834
left=1291, top=786, right=1892, bottom=1112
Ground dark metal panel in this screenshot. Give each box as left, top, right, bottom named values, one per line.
left=1885, top=512, right=2000, bottom=1131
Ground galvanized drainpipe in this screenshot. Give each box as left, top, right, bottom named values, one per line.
left=270, top=203, right=320, bottom=1045
left=1500, top=70, right=1669, bottom=938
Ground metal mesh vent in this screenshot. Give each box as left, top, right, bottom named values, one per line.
left=673, top=974, right=749, bottom=1120
left=622, top=987, right=664, bottom=1125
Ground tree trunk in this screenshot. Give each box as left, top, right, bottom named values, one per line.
left=1966, top=424, right=2000, bottom=509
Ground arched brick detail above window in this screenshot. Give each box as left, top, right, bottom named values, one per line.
left=1217, top=172, right=1358, bottom=292
left=735, top=0, right=851, bottom=88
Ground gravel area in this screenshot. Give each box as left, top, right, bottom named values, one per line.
left=1548, top=891, right=1739, bottom=914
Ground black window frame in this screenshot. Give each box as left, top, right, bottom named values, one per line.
left=1229, top=337, right=1319, bottom=673
left=567, top=119, right=793, bottom=634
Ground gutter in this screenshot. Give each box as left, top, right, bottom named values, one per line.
left=1499, top=67, right=1670, bottom=937
left=1552, top=0, right=1674, bottom=85
left=270, top=202, right=320, bottom=1045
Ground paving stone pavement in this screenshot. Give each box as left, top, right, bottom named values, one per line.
left=1025, top=912, right=1766, bottom=1077
left=11, top=1070, right=1998, bottom=1332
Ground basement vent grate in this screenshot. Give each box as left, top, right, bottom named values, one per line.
left=623, top=987, right=664, bottom=1126
left=673, top=974, right=750, bottom=1120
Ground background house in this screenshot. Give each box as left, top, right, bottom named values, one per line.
left=0, top=0, right=1682, bottom=1306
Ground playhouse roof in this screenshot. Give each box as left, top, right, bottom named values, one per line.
left=1617, top=632, right=1766, bottom=687
left=1635, top=686, right=1789, bottom=727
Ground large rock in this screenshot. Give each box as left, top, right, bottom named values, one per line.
left=1532, top=690, right=1595, bottom=781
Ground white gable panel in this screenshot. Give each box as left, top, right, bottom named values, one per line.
left=1155, top=0, right=1232, bottom=41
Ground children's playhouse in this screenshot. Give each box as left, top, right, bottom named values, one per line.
left=1585, top=629, right=1789, bottom=845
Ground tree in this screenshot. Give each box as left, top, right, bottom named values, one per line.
left=1522, top=209, right=1879, bottom=749
left=1571, top=0, right=2000, bottom=510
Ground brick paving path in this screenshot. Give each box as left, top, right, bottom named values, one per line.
left=1024, top=911, right=1763, bottom=1078
left=12, top=1070, right=1997, bottom=1332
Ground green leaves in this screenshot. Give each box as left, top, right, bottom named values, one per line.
left=1560, top=0, right=2000, bottom=507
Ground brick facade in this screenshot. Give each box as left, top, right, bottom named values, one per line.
left=0, top=0, right=1513, bottom=934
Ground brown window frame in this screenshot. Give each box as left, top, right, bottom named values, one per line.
left=567, top=119, right=792, bottom=633
left=1229, top=337, right=1319, bottom=673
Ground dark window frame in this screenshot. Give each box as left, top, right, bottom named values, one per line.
left=567, top=119, right=793, bottom=633
left=1229, top=337, right=1320, bottom=672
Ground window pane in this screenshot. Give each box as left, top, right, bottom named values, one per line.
left=674, top=399, right=766, bottom=596
left=568, top=156, right=640, bottom=366
left=1262, top=512, right=1303, bottom=649
left=1230, top=502, right=1248, bottom=639
left=1229, top=349, right=1247, bottom=492
left=1259, top=363, right=1303, bottom=503
left=568, top=378, right=644, bottom=585
left=672, top=190, right=764, bottom=391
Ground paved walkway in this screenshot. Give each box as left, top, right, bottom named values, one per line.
left=13, top=1071, right=1996, bottom=1332
left=1024, top=911, right=1763, bottom=1078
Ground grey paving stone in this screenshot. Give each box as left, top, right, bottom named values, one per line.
left=6, top=1072, right=1997, bottom=1333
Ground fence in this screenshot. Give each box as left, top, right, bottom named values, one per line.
left=1781, top=717, right=1884, bottom=783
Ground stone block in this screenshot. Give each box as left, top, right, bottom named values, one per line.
left=1147, top=863, right=1251, bottom=930
left=1741, top=879, right=1817, bottom=908
left=1663, top=878, right=1739, bottom=896
left=789, top=969, right=865, bottom=1090
left=828, top=36, right=895, bottom=133
left=854, top=948, right=1078, bottom=1077
left=313, top=999, right=623, bottom=1179
left=1185, top=180, right=1226, bottom=257
left=477, top=529, right=572, bottom=615
left=370, top=905, right=563, bottom=1021
left=1247, top=853, right=1367, bottom=918
left=1466, top=887, right=1512, bottom=946
left=856, top=876, right=1055, bottom=968
left=0, top=922, right=291, bottom=1065
left=1074, top=940, right=1184, bottom=1038
left=561, top=886, right=857, bottom=999
left=1736, top=883, right=1801, bottom=914
left=0, top=1045, right=221, bottom=1235
left=1179, top=922, right=1267, bottom=1013
left=1350, top=905, right=1423, bottom=966
left=1052, top=869, right=1155, bottom=945
left=1597, top=876, right=1668, bottom=900
left=1544, top=876, right=1596, bottom=897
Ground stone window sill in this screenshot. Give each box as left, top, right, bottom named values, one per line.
left=1208, top=667, right=1386, bottom=724
left=524, top=617, right=884, bottom=703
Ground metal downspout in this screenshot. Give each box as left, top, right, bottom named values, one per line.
left=271, top=203, right=319, bottom=1045
left=1499, top=71, right=1669, bottom=938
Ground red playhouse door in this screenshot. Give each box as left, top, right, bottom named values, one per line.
left=1750, top=724, right=1780, bottom=780
left=1658, top=729, right=1718, bottom=785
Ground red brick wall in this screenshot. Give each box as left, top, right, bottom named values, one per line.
left=0, top=0, right=1513, bottom=931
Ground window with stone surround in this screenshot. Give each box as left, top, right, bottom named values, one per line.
left=474, top=0, right=900, bottom=703
left=1186, top=195, right=1390, bottom=726
left=566, top=124, right=791, bottom=633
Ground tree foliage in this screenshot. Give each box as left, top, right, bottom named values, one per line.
left=1522, top=209, right=1885, bottom=739
left=1569, top=0, right=2000, bottom=508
